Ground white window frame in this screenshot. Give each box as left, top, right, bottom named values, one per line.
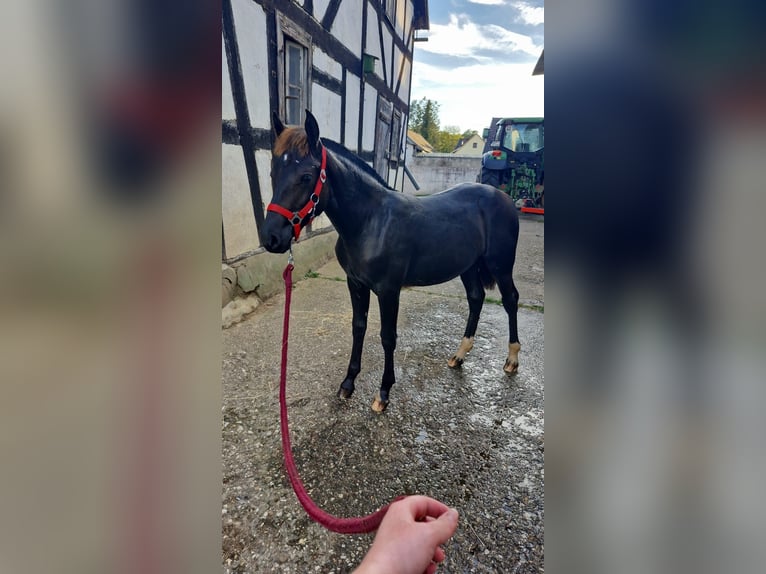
left=277, top=16, right=312, bottom=125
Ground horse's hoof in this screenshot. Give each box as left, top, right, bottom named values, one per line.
left=504, top=342, right=521, bottom=376
left=503, top=358, right=519, bottom=376
left=371, top=392, right=389, bottom=413
left=338, top=381, right=355, bottom=399
left=447, top=355, right=464, bottom=369
left=448, top=337, right=473, bottom=369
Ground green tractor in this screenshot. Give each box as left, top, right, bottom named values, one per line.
left=480, top=117, right=544, bottom=211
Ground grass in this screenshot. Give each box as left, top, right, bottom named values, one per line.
left=304, top=271, right=345, bottom=283
left=486, top=296, right=544, bottom=312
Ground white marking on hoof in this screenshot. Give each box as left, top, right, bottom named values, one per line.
left=448, top=337, right=474, bottom=368
left=371, top=391, right=388, bottom=413
left=504, top=342, right=521, bottom=375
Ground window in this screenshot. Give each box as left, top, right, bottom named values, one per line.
left=472, top=142, right=478, bottom=148
left=277, top=16, right=311, bottom=125
left=503, top=123, right=544, bottom=152
left=284, top=39, right=307, bottom=125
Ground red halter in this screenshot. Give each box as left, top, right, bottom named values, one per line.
left=267, top=146, right=327, bottom=240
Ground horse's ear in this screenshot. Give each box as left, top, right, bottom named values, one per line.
left=272, top=112, right=285, bottom=137
left=304, top=110, right=321, bottom=157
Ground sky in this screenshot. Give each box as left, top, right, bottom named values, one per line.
left=410, top=0, right=544, bottom=134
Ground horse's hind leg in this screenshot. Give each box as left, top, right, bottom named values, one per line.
left=338, top=277, right=370, bottom=399
left=448, top=267, right=485, bottom=368
left=495, top=272, right=521, bottom=375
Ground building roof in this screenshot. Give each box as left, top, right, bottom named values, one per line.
left=533, top=49, right=544, bottom=76
left=407, top=130, right=434, bottom=153
left=412, top=0, right=430, bottom=30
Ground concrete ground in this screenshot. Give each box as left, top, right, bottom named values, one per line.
left=222, top=216, right=544, bottom=573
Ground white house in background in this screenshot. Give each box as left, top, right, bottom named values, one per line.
left=222, top=0, right=429, bottom=261
left=452, top=133, right=484, bottom=157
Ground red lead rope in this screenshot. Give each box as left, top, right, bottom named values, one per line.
left=279, top=263, right=401, bottom=534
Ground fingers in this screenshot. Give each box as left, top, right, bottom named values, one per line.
left=427, top=507, right=459, bottom=544
left=398, top=495, right=452, bottom=521
left=423, top=546, right=446, bottom=574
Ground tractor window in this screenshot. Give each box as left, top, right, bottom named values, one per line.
left=503, top=124, right=544, bottom=152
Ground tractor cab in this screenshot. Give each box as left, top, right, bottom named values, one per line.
left=480, top=117, right=544, bottom=210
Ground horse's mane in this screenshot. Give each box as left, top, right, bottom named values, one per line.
left=273, top=127, right=393, bottom=191
left=321, top=139, right=394, bottom=191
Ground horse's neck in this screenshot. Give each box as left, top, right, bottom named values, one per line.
left=324, top=152, right=387, bottom=238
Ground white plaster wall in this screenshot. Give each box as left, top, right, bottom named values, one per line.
left=365, top=3, right=382, bottom=80
left=402, top=155, right=483, bottom=195
left=311, top=84, right=342, bottom=142
left=332, top=0, right=362, bottom=55
left=311, top=213, right=332, bottom=231
left=344, top=73, right=361, bottom=151
left=222, top=145, right=260, bottom=255
left=382, top=28, right=393, bottom=88
left=312, top=46, right=343, bottom=80
left=230, top=0, right=270, bottom=129
left=222, top=36, right=236, bottom=120
left=392, top=45, right=402, bottom=93
left=313, top=0, right=331, bottom=22
left=254, top=149, right=273, bottom=208
left=362, top=86, right=378, bottom=152
left=399, top=0, right=412, bottom=41
left=398, top=57, right=411, bottom=102
left=396, top=0, right=406, bottom=37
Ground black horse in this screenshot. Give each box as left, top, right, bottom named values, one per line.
left=262, top=111, right=521, bottom=412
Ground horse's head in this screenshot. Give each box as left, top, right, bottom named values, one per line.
left=261, top=110, right=328, bottom=253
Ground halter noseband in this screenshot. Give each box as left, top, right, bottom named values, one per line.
left=267, top=146, right=327, bottom=240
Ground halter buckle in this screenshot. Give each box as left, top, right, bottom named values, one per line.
left=290, top=213, right=302, bottom=225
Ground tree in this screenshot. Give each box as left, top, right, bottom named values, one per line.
left=408, top=97, right=440, bottom=145
left=434, top=125, right=462, bottom=153
left=408, top=99, right=480, bottom=151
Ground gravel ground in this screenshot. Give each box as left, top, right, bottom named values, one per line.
left=222, top=216, right=544, bottom=573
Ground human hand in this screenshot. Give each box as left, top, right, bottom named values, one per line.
left=354, top=496, right=459, bottom=574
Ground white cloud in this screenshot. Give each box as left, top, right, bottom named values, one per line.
left=410, top=60, right=544, bottom=133
left=467, top=0, right=507, bottom=5
left=513, top=1, right=544, bottom=26
left=417, top=13, right=540, bottom=61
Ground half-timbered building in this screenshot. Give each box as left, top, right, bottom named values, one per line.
left=222, top=0, right=429, bottom=262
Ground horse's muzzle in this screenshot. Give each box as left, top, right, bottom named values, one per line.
left=260, top=215, right=294, bottom=253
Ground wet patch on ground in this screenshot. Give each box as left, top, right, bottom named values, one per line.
left=223, top=218, right=544, bottom=573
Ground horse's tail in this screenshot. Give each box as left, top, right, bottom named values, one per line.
left=478, top=259, right=496, bottom=291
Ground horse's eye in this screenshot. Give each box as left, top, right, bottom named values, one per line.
left=301, top=173, right=313, bottom=184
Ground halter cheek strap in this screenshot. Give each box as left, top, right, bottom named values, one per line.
left=267, top=146, right=327, bottom=240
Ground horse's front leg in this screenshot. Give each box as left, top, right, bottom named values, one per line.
left=372, top=290, right=400, bottom=413
left=338, top=277, right=371, bottom=399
